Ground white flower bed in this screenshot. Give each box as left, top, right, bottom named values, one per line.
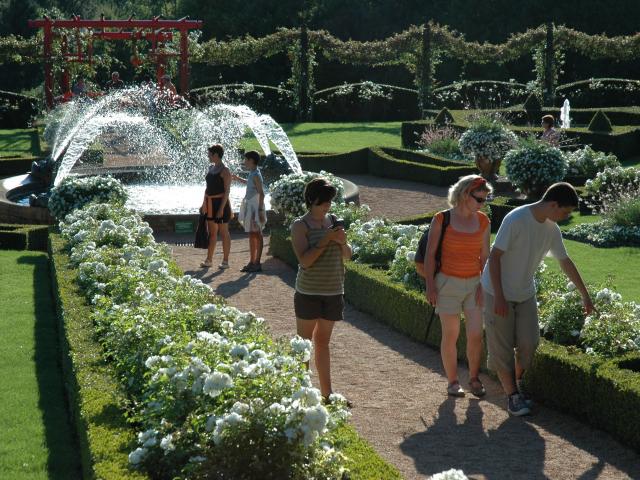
left=48, top=175, right=127, bottom=220
left=564, top=146, right=620, bottom=178
left=347, top=218, right=424, bottom=266
left=269, top=170, right=345, bottom=220
left=565, top=221, right=640, bottom=247
left=584, top=166, right=640, bottom=211
left=537, top=269, right=640, bottom=357
left=54, top=179, right=349, bottom=479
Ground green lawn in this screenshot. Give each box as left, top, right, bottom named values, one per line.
left=242, top=122, right=402, bottom=153
left=0, top=128, right=42, bottom=158
left=0, top=251, right=80, bottom=479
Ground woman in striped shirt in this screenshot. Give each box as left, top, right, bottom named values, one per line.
left=291, top=178, right=352, bottom=401
left=424, top=175, right=492, bottom=398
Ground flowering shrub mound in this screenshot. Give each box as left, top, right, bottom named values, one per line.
left=57, top=178, right=350, bottom=479
left=564, top=146, right=620, bottom=179
left=418, top=124, right=463, bottom=160
left=584, top=166, right=640, bottom=210
left=347, top=219, right=424, bottom=266
left=431, top=469, right=469, bottom=480
left=269, top=171, right=344, bottom=221
left=49, top=176, right=127, bottom=220
left=504, top=138, right=567, bottom=195
left=329, top=202, right=371, bottom=230
left=458, top=117, right=517, bottom=163
left=389, top=229, right=428, bottom=292
left=537, top=267, right=640, bottom=357
left=565, top=220, right=640, bottom=247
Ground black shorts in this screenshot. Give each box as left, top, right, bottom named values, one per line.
left=294, top=292, right=344, bottom=321
left=206, top=197, right=232, bottom=223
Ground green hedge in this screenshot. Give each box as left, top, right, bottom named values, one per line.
left=49, top=234, right=149, bottom=480
left=298, top=149, right=369, bottom=174
left=269, top=228, right=640, bottom=452
left=0, top=223, right=49, bottom=250
left=403, top=119, right=640, bottom=159
left=0, top=156, right=35, bottom=175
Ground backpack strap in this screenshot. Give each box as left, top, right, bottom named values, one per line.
left=434, top=210, right=451, bottom=272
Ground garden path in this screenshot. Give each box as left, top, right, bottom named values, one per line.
left=160, top=230, right=640, bottom=480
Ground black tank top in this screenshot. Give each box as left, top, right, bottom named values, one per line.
left=206, top=168, right=225, bottom=195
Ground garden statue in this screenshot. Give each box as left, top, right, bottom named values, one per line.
left=260, top=153, right=294, bottom=186
left=27, top=157, right=56, bottom=207
left=560, top=99, right=571, bottom=129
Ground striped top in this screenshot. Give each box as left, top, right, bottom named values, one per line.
left=295, top=219, right=345, bottom=295
left=436, top=211, right=489, bottom=279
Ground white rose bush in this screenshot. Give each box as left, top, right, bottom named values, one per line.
left=564, top=146, right=620, bottom=178
left=52, top=177, right=350, bottom=479
left=48, top=175, right=127, bottom=219
left=458, top=117, right=518, bottom=163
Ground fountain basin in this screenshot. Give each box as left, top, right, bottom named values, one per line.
left=1, top=173, right=359, bottom=232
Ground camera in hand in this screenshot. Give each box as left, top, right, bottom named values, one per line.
left=332, top=218, right=345, bottom=229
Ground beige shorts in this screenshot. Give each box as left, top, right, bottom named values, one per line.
left=484, top=293, right=539, bottom=372
left=435, top=273, right=481, bottom=315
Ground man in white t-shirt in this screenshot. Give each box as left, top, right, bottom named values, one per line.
left=481, top=182, right=594, bottom=416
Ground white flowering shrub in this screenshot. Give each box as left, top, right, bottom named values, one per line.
left=269, top=170, right=344, bottom=220
left=504, top=138, right=567, bottom=196
left=584, top=166, right=640, bottom=211
left=329, top=202, right=371, bottom=230
left=388, top=227, right=428, bottom=291
left=347, top=219, right=421, bottom=266
left=458, top=117, right=517, bottom=163
left=564, top=146, right=620, bottom=179
left=57, top=200, right=350, bottom=479
left=431, top=468, right=469, bottom=480
left=536, top=267, right=640, bottom=357
left=565, top=220, right=640, bottom=247
left=49, top=175, right=127, bottom=220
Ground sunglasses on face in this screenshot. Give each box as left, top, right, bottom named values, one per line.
left=470, top=193, right=488, bottom=204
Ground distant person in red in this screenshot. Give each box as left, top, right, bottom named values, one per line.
left=160, top=74, right=178, bottom=95
left=72, top=77, right=87, bottom=97
left=105, top=71, right=125, bottom=90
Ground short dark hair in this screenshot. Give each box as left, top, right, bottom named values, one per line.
left=542, top=114, right=555, bottom=127
left=244, top=150, right=260, bottom=165
left=542, top=182, right=579, bottom=207
left=304, top=178, right=337, bottom=209
left=208, top=144, right=224, bottom=158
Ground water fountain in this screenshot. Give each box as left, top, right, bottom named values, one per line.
left=0, top=86, right=358, bottom=230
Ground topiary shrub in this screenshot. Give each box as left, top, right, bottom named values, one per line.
left=433, top=107, right=454, bottom=125
left=588, top=110, right=613, bottom=132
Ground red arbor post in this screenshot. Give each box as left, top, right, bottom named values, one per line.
left=28, top=16, right=203, bottom=109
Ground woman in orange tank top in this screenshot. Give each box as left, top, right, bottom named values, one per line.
left=424, top=175, right=492, bottom=398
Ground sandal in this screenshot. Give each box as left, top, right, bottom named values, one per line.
left=200, top=259, right=213, bottom=268
left=323, top=393, right=354, bottom=409
left=469, top=377, right=486, bottom=397
left=447, top=381, right=466, bottom=397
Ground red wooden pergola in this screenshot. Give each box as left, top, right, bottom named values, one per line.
left=28, top=16, right=203, bottom=109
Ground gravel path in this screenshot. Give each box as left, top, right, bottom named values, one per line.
left=157, top=177, right=639, bottom=480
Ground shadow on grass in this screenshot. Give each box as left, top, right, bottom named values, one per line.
left=19, top=254, right=82, bottom=479
left=282, top=124, right=401, bottom=138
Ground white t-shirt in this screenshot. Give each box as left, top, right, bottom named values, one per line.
left=481, top=205, right=568, bottom=302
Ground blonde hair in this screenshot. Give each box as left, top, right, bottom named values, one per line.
left=447, top=174, right=493, bottom=207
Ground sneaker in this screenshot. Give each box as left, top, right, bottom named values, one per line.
left=240, top=263, right=253, bottom=272
left=468, top=377, right=486, bottom=397
left=516, top=379, right=534, bottom=408
left=200, top=259, right=213, bottom=268
left=447, top=381, right=466, bottom=397
left=247, top=263, right=262, bottom=272
left=508, top=393, right=531, bottom=416
left=218, top=261, right=230, bottom=269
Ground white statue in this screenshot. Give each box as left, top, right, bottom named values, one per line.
left=560, top=99, right=571, bottom=129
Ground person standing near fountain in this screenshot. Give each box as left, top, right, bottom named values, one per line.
left=200, top=144, right=232, bottom=269
left=106, top=71, right=125, bottom=90
left=541, top=115, right=560, bottom=145
left=291, top=178, right=352, bottom=404
left=232, top=150, right=266, bottom=272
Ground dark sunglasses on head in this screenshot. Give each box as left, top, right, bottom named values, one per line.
left=470, top=193, right=488, bottom=203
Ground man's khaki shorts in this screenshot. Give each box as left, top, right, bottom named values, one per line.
left=484, top=293, right=540, bottom=372
left=435, top=273, right=481, bottom=315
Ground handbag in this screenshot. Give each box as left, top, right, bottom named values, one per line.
left=194, top=212, right=209, bottom=249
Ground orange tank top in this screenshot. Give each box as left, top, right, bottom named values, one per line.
left=435, top=211, right=489, bottom=279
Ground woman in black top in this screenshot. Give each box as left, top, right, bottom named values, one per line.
left=200, top=144, right=232, bottom=269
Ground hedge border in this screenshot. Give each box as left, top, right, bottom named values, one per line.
left=402, top=119, right=640, bottom=159
left=50, top=232, right=398, bottom=480
left=0, top=223, right=49, bottom=250
left=269, top=228, right=640, bottom=452
left=49, top=234, right=149, bottom=480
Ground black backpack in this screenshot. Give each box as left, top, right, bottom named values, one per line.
left=414, top=210, right=451, bottom=273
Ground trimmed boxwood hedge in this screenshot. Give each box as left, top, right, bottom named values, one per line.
left=49, top=234, right=149, bottom=480
left=297, top=147, right=476, bottom=186
left=0, top=156, right=37, bottom=176
left=402, top=119, right=640, bottom=160
left=269, top=228, right=640, bottom=452
left=0, top=223, right=49, bottom=250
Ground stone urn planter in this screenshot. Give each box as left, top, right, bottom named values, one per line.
left=475, top=155, right=501, bottom=182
